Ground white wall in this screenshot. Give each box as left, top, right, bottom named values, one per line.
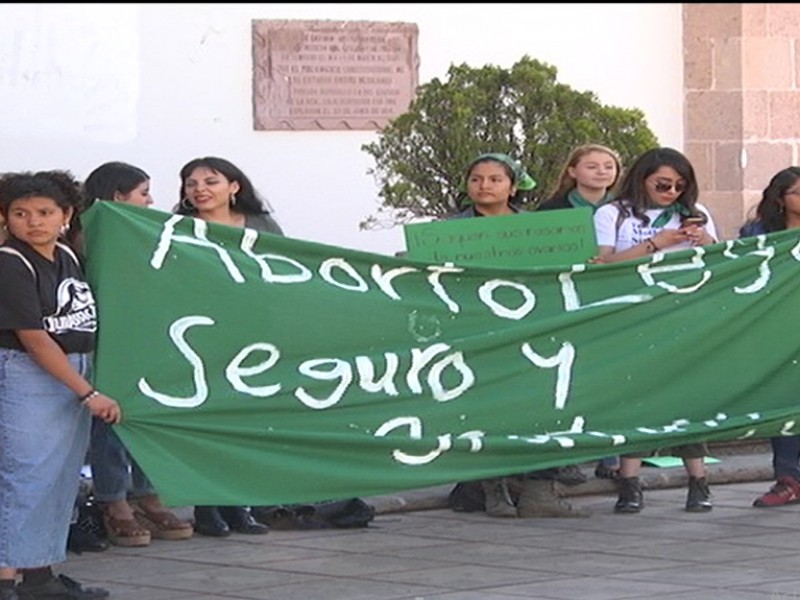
left=0, top=3, right=683, bottom=256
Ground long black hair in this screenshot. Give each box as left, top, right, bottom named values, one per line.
left=176, top=156, right=272, bottom=216
left=613, top=147, right=702, bottom=225
left=82, top=161, right=149, bottom=208
left=747, top=166, right=800, bottom=233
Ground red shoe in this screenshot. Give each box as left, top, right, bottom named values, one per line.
left=753, top=476, right=800, bottom=507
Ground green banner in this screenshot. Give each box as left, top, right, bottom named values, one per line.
left=82, top=202, right=800, bottom=506
left=403, top=207, right=596, bottom=267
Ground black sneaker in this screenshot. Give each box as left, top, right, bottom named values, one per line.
left=17, top=574, right=109, bottom=600
left=218, top=506, right=270, bottom=535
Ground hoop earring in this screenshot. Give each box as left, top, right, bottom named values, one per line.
left=180, top=197, right=194, bottom=211
left=230, top=193, right=237, bottom=206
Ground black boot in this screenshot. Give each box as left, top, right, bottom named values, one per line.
left=686, top=476, right=713, bottom=512
left=193, top=506, right=231, bottom=537
left=218, top=506, right=270, bottom=535
left=67, top=523, right=109, bottom=554
left=614, top=476, right=643, bottom=514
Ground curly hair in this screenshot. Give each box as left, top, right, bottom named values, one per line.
left=0, top=170, right=82, bottom=215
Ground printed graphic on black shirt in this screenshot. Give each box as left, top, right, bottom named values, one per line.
left=42, top=278, right=97, bottom=334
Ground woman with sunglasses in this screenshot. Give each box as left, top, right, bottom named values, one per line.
left=592, top=147, right=719, bottom=515
left=593, top=146, right=717, bottom=264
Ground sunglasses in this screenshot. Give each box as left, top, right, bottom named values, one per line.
left=653, top=180, right=687, bottom=194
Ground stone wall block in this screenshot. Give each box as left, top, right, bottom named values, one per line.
left=685, top=91, right=744, bottom=140
left=712, top=142, right=745, bottom=192
left=768, top=92, right=800, bottom=138
left=742, top=37, right=793, bottom=89
left=742, top=142, right=794, bottom=190
left=766, top=4, right=800, bottom=36
left=714, top=38, right=742, bottom=90
left=684, top=4, right=743, bottom=39
left=742, top=91, right=769, bottom=138
left=684, top=36, right=714, bottom=90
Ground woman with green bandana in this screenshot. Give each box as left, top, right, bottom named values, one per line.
left=593, top=146, right=719, bottom=515
left=447, top=153, right=590, bottom=520
left=540, top=143, right=622, bottom=213
left=451, top=152, right=536, bottom=218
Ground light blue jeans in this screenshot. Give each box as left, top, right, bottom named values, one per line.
left=90, top=418, right=156, bottom=502
left=0, top=349, right=91, bottom=568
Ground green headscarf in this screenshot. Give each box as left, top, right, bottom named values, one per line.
left=467, top=153, right=537, bottom=191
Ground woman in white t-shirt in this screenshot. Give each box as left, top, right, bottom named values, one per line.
left=594, top=146, right=717, bottom=263
left=592, top=147, right=719, bottom=515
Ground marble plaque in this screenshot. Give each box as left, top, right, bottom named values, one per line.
left=253, top=19, right=419, bottom=131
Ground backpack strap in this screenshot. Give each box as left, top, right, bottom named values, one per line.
left=0, top=246, right=36, bottom=280
left=56, top=241, right=81, bottom=268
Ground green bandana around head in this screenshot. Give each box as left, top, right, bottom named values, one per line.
left=467, top=153, right=537, bottom=191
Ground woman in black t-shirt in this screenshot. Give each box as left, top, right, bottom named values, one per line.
left=0, top=170, right=120, bottom=600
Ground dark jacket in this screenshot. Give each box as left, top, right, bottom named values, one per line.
left=537, top=193, right=571, bottom=211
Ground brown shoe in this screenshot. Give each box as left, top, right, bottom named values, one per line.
left=517, top=479, right=591, bottom=518
left=103, top=512, right=151, bottom=547
left=480, top=478, right=518, bottom=518
left=132, top=503, right=194, bottom=540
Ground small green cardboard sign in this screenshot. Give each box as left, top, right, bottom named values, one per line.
left=642, top=456, right=721, bottom=468
left=403, top=207, right=597, bottom=268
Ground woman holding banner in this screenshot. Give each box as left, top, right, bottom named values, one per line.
left=740, top=166, right=800, bottom=508
left=0, top=170, right=119, bottom=600
left=175, top=156, right=279, bottom=537
left=77, top=162, right=195, bottom=549
left=447, top=152, right=590, bottom=519
left=593, top=147, right=718, bottom=514
left=540, top=143, right=624, bottom=481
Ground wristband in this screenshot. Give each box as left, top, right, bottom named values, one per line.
left=79, top=389, right=99, bottom=403
left=644, top=238, right=659, bottom=254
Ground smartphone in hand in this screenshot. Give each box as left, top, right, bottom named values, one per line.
left=681, top=216, right=706, bottom=228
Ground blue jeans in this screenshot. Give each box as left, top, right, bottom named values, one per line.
left=90, top=418, right=155, bottom=502
left=0, top=349, right=91, bottom=568
left=771, top=435, right=800, bottom=481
